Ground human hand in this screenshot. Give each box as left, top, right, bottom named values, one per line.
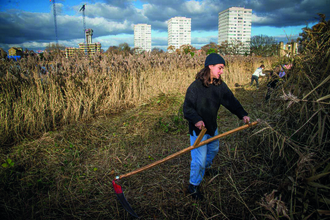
left=242, top=116, right=250, bottom=124
left=195, top=121, right=205, bottom=130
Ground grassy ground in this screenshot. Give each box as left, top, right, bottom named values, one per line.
left=1, top=77, right=278, bottom=219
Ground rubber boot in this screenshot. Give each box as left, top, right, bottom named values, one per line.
left=187, top=184, right=204, bottom=200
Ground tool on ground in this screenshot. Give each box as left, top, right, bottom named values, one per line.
left=112, top=121, right=258, bottom=218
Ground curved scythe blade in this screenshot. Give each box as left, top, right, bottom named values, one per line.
left=112, top=180, right=139, bottom=218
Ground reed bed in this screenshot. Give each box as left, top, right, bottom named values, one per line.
left=0, top=53, right=273, bottom=146
left=3, top=29, right=329, bottom=218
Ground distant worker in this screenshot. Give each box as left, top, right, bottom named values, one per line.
left=265, top=63, right=293, bottom=101
left=250, top=64, right=265, bottom=89
left=279, top=63, right=292, bottom=78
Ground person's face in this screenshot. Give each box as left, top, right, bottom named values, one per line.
left=209, top=64, right=225, bottom=79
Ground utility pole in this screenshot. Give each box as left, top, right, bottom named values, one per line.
left=50, top=0, right=58, bottom=47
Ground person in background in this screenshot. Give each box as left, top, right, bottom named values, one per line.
left=279, top=67, right=286, bottom=78
left=250, top=64, right=265, bottom=89
left=279, top=63, right=293, bottom=78
left=265, top=63, right=293, bottom=101
left=183, top=53, right=250, bottom=200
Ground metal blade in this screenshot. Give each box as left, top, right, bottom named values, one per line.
left=112, top=180, right=139, bottom=218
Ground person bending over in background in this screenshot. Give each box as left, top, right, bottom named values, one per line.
left=265, top=63, right=293, bottom=101
left=183, top=53, right=250, bottom=200
left=250, top=64, right=265, bottom=89
left=279, top=63, right=293, bottom=78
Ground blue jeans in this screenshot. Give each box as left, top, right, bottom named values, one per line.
left=251, top=75, right=259, bottom=88
left=189, top=129, right=219, bottom=186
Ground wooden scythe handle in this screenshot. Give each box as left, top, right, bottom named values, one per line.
left=196, top=120, right=258, bottom=147
left=116, top=121, right=258, bottom=180
left=117, top=127, right=206, bottom=180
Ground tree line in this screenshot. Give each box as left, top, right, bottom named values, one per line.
left=105, top=35, right=286, bottom=57
left=1, top=35, right=299, bottom=60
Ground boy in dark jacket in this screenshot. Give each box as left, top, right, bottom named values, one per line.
left=183, top=53, right=250, bottom=200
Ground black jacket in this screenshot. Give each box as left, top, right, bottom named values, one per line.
left=183, top=79, right=248, bottom=136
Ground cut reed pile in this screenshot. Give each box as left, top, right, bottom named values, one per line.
left=248, top=15, right=330, bottom=219
left=0, top=53, right=274, bottom=146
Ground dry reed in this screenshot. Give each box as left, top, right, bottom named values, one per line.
left=249, top=15, right=330, bottom=219
left=0, top=53, right=275, bottom=146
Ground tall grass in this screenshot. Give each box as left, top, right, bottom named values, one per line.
left=0, top=53, right=275, bottom=146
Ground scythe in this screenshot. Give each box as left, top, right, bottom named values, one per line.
left=113, top=121, right=258, bottom=218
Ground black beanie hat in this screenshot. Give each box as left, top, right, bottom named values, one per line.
left=204, top=53, right=226, bottom=67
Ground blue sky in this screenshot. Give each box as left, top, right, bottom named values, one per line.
left=0, top=0, right=329, bottom=52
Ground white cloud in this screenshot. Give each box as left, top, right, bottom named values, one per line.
left=75, top=3, right=136, bottom=20
left=94, top=35, right=134, bottom=49
left=252, top=13, right=275, bottom=24
left=182, top=1, right=204, bottom=14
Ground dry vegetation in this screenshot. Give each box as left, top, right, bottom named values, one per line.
left=0, top=52, right=273, bottom=146
left=1, top=17, right=329, bottom=220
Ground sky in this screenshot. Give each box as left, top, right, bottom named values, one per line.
left=0, top=0, right=329, bottom=52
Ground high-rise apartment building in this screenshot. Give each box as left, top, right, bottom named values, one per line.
left=218, top=7, right=252, bottom=54
left=134, top=24, right=152, bottom=52
left=168, top=17, right=191, bottom=51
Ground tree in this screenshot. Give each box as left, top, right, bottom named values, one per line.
left=219, top=40, right=245, bottom=55
left=106, top=46, right=119, bottom=54
left=44, top=43, right=65, bottom=60
left=118, top=43, right=131, bottom=55
left=151, top=48, right=164, bottom=54
left=179, top=44, right=196, bottom=55
left=201, top=42, right=219, bottom=54
left=23, top=48, right=36, bottom=57
left=45, top=43, right=65, bottom=52
left=250, top=35, right=278, bottom=56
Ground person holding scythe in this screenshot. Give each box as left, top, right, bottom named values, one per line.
left=183, top=53, right=250, bottom=200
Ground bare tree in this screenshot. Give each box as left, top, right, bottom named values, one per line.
left=250, top=35, right=278, bottom=56
left=45, top=43, right=65, bottom=52
left=219, top=40, right=245, bottom=55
